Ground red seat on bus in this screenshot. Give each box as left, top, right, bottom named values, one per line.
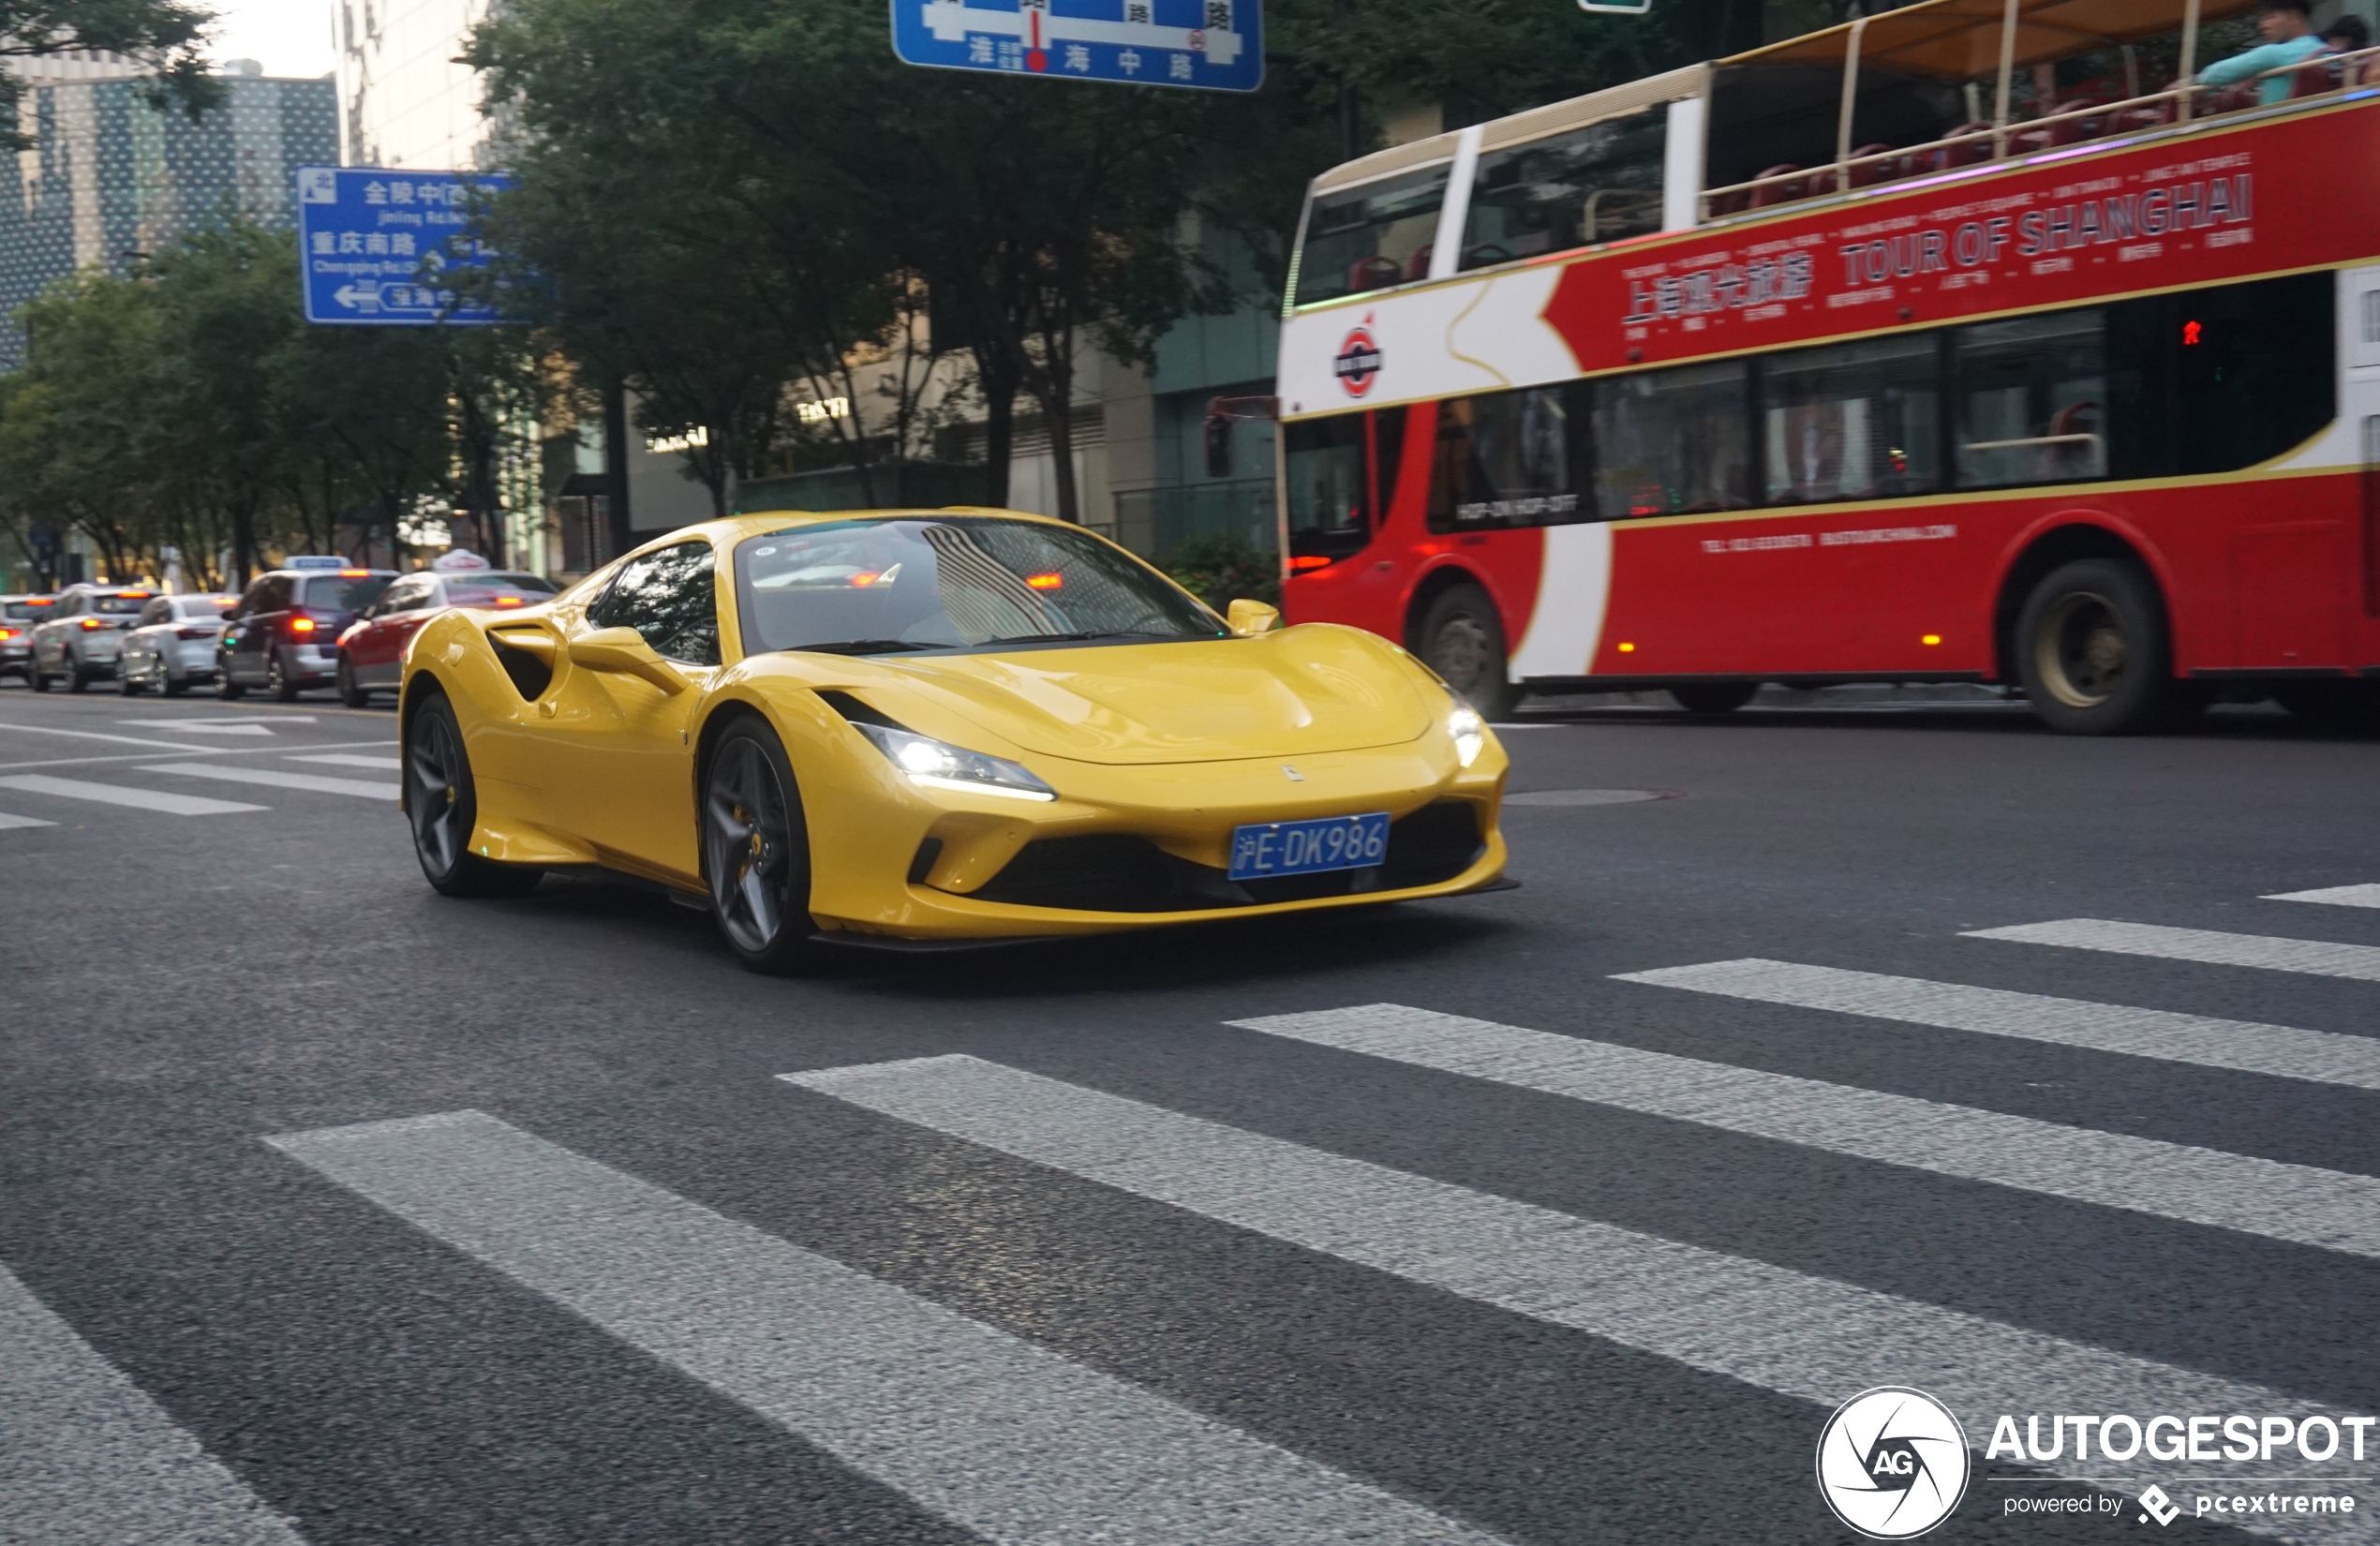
left=2289, top=58, right=2337, bottom=97
left=1346, top=256, right=1403, bottom=292
left=1406, top=244, right=1434, bottom=281
left=1748, top=164, right=1806, bottom=208
left=1928, top=124, right=1996, bottom=170
left=1847, top=143, right=1898, bottom=188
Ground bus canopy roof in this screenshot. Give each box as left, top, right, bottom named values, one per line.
left=1734, top=0, right=2259, bottom=81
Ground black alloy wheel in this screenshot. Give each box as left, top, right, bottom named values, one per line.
left=268, top=650, right=301, bottom=703
left=700, top=720, right=821, bottom=974
left=2014, top=557, right=2180, bottom=736
left=1416, top=583, right=1521, bottom=721
left=405, top=691, right=543, bottom=899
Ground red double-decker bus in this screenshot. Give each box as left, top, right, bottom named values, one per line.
left=1273, top=0, right=2380, bottom=733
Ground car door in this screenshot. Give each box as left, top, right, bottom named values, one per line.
left=541, top=542, right=721, bottom=881
left=35, top=592, right=80, bottom=670
left=225, top=576, right=288, bottom=684
left=126, top=598, right=171, bottom=677
left=352, top=575, right=432, bottom=685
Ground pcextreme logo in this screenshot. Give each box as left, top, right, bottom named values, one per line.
left=1817, top=1387, right=1972, bottom=1539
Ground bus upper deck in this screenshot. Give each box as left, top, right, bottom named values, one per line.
left=1285, top=0, right=2365, bottom=325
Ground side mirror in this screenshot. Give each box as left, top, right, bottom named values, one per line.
left=566, top=625, right=688, bottom=695
left=1227, top=599, right=1281, bottom=637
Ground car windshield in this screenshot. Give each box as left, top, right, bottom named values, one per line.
left=302, top=575, right=391, bottom=611
left=4, top=601, right=51, bottom=618
left=89, top=594, right=152, bottom=614
left=180, top=597, right=236, bottom=617
left=734, top=517, right=1222, bottom=657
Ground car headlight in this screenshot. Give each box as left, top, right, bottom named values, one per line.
left=854, top=722, right=1056, bottom=802
left=1444, top=691, right=1486, bottom=767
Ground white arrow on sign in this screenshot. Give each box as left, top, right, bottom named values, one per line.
left=333, top=284, right=380, bottom=310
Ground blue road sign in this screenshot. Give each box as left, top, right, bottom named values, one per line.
left=295, top=166, right=512, bottom=326
left=890, top=0, right=1262, bottom=93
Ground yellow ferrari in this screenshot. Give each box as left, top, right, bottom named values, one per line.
left=398, top=510, right=1510, bottom=971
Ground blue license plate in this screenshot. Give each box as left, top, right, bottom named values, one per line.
left=1228, top=811, right=1391, bottom=882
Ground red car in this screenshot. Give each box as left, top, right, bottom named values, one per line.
left=335, top=566, right=557, bottom=706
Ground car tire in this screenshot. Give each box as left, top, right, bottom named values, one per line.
left=405, top=690, right=543, bottom=899
left=1415, top=583, right=1521, bottom=721
left=26, top=657, right=49, bottom=691
left=267, top=650, right=301, bottom=703
left=119, top=662, right=145, bottom=695
left=2013, top=558, right=2179, bottom=736
left=700, top=717, right=824, bottom=975
left=64, top=652, right=89, bottom=693
left=337, top=656, right=369, bottom=709
left=162, top=668, right=188, bottom=698
left=1671, top=682, right=1759, bottom=716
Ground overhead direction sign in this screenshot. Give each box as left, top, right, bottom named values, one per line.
left=295, top=166, right=513, bottom=326
left=891, top=0, right=1263, bottom=93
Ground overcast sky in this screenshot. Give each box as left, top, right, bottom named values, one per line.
left=206, top=0, right=337, bottom=78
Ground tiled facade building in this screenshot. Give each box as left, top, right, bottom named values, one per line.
left=0, top=60, right=337, bottom=366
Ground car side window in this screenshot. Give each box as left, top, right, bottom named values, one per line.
left=587, top=543, right=721, bottom=665
left=53, top=593, right=81, bottom=617
left=139, top=599, right=170, bottom=626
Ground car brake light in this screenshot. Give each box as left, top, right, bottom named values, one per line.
left=1024, top=572, right=1064, bottom=590
left=79, top=617, right=103, bottom=631
left=0, top=627, right=14, bottom=639
left=24, top=598, right=51, bottom=607
left=290, top=617, right=317, bottom=633
left=1288, top=555, right=1334, bottom=572
left=175, top=626, right=210, bottom=640
left=494, top=595, right=524, bottom=606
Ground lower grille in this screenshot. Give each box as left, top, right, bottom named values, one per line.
left=962, top=801, right=1487, bottom=914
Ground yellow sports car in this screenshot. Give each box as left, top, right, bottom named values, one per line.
left=398, top=510, right=1510, bottom=971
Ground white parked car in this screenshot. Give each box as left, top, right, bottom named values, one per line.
left=118, top=593, right=240, bottom=696
left=25, top=585, right=156, bottom=692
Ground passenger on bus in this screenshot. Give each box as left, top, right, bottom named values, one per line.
left=2321, top=15, right=2371, bottom=82
left=2196, top=0, right=2323, bottom=105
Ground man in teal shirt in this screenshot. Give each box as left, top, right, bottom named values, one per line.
left=2197, top=0, right=2323, bottom=105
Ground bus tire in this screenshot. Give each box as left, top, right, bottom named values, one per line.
left=1416, top=583, right=1519, bottom=721
left=2014, top=558, right=2178, bottom=736
left=1671, top=683, right=1758, bottom=715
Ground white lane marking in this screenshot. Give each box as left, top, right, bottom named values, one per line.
left=0, top=811, right=55, bottom=830
left=118, top=716, right=317, bottom=727
left=785, top=1055, right=2373, bottom=1539
left=0, top=721, right=213, bottom=751
left=140, top=764, right=397, bottom=800
left=1615, top=959, right=2380, bottom=1092
left=1966, top=919, right=2380, bottom=983
left=269, top=1110, right=1510, bottom=1546
left=0, top=774, right=263, bottom=816
left=286, top=753, right=401, bottom=770
left=0, top=1262, right=306, bottom=1546
left=1224, top=1003, right=2380, bottom=1260
left=116, top=722, right=274, bottom=737
left=0, top=740, right=399, bottom=774
left=1504, top=788, right=1665, bottom=807
left=2267, top=884, right=2380, bottom=911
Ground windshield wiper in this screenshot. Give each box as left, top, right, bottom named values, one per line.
left=789, top=639, right=930, bottom=656
left=976, top=630, right=1176, bottom=647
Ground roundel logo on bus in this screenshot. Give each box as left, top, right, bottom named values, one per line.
left=1333, top=319, right=1382, bottom=396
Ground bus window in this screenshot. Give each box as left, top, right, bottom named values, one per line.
left=1761, top=334, right=1941, bottom=504
left=2170, top=271, right=2333, bottom=475
left=1955, top=312, right=2108, bottom=489
left=1461, top=110, right=1666, bottom=268
left=1427, top=385, right=1591, bottom=532
left=1284, top=414, right=1371, bottom=563
left=1591, top=360, right=1752, bottom=516
left=1293, top=165, right=1451, bottom=306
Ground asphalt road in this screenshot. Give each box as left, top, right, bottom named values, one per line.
left=3, top=681, right=2376, bottom=1546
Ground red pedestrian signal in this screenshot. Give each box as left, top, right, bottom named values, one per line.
left=2182, top=320, right=2203, bottom=345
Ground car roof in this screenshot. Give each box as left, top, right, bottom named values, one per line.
left=261, top=567, right=396, bottom=582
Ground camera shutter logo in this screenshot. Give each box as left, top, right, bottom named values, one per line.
left=1815, top=1387, right=1972, bottom=1539
left=1333, top=323, right=1382, bottom=397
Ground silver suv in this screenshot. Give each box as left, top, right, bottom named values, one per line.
left=26, top=585, right=158, bottom=692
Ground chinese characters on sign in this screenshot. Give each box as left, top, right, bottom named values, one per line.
left=295, top=166, right=513, bottom=326
left=892, top=0, right=1263, bottom=93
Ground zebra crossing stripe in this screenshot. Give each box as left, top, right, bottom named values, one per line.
left=1963, top=919, right=2380, bottom=982
left=0, top=811, right=55, bottom=830
left=1614, top=959, right=2380, bottom=1092
left=0, top=774, right=263, bottom=816
left=0, top=1262, right=305, bottom=1546
left=267, top=1110, right=1511, bottom=1546
left=140, top=764, right=397, bottom=800
left=286, top=753, right=401, bottom=770
left=784, top=1055, right=2373, bottom=1539
left=2266, top=884, right=2380, bottom=911
left=1225, top=1003, right=2380, bottom=1260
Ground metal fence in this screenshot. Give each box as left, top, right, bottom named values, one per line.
left=1109, top=478, right=1277, bottom=561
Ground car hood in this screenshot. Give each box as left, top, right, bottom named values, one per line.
left=846, top=627, right=1437, bottom=766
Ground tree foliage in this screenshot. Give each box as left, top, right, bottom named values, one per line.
left=0, top=220, right=473, bottom=589
left=0, top=0, right=223, bottom=149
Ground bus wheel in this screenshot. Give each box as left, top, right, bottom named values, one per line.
left=2014, top=558, right=2176, bottom=736
left=1672, top=683, right=1758, bottom=715
left=1417, top=584, right=1519, bottom=721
